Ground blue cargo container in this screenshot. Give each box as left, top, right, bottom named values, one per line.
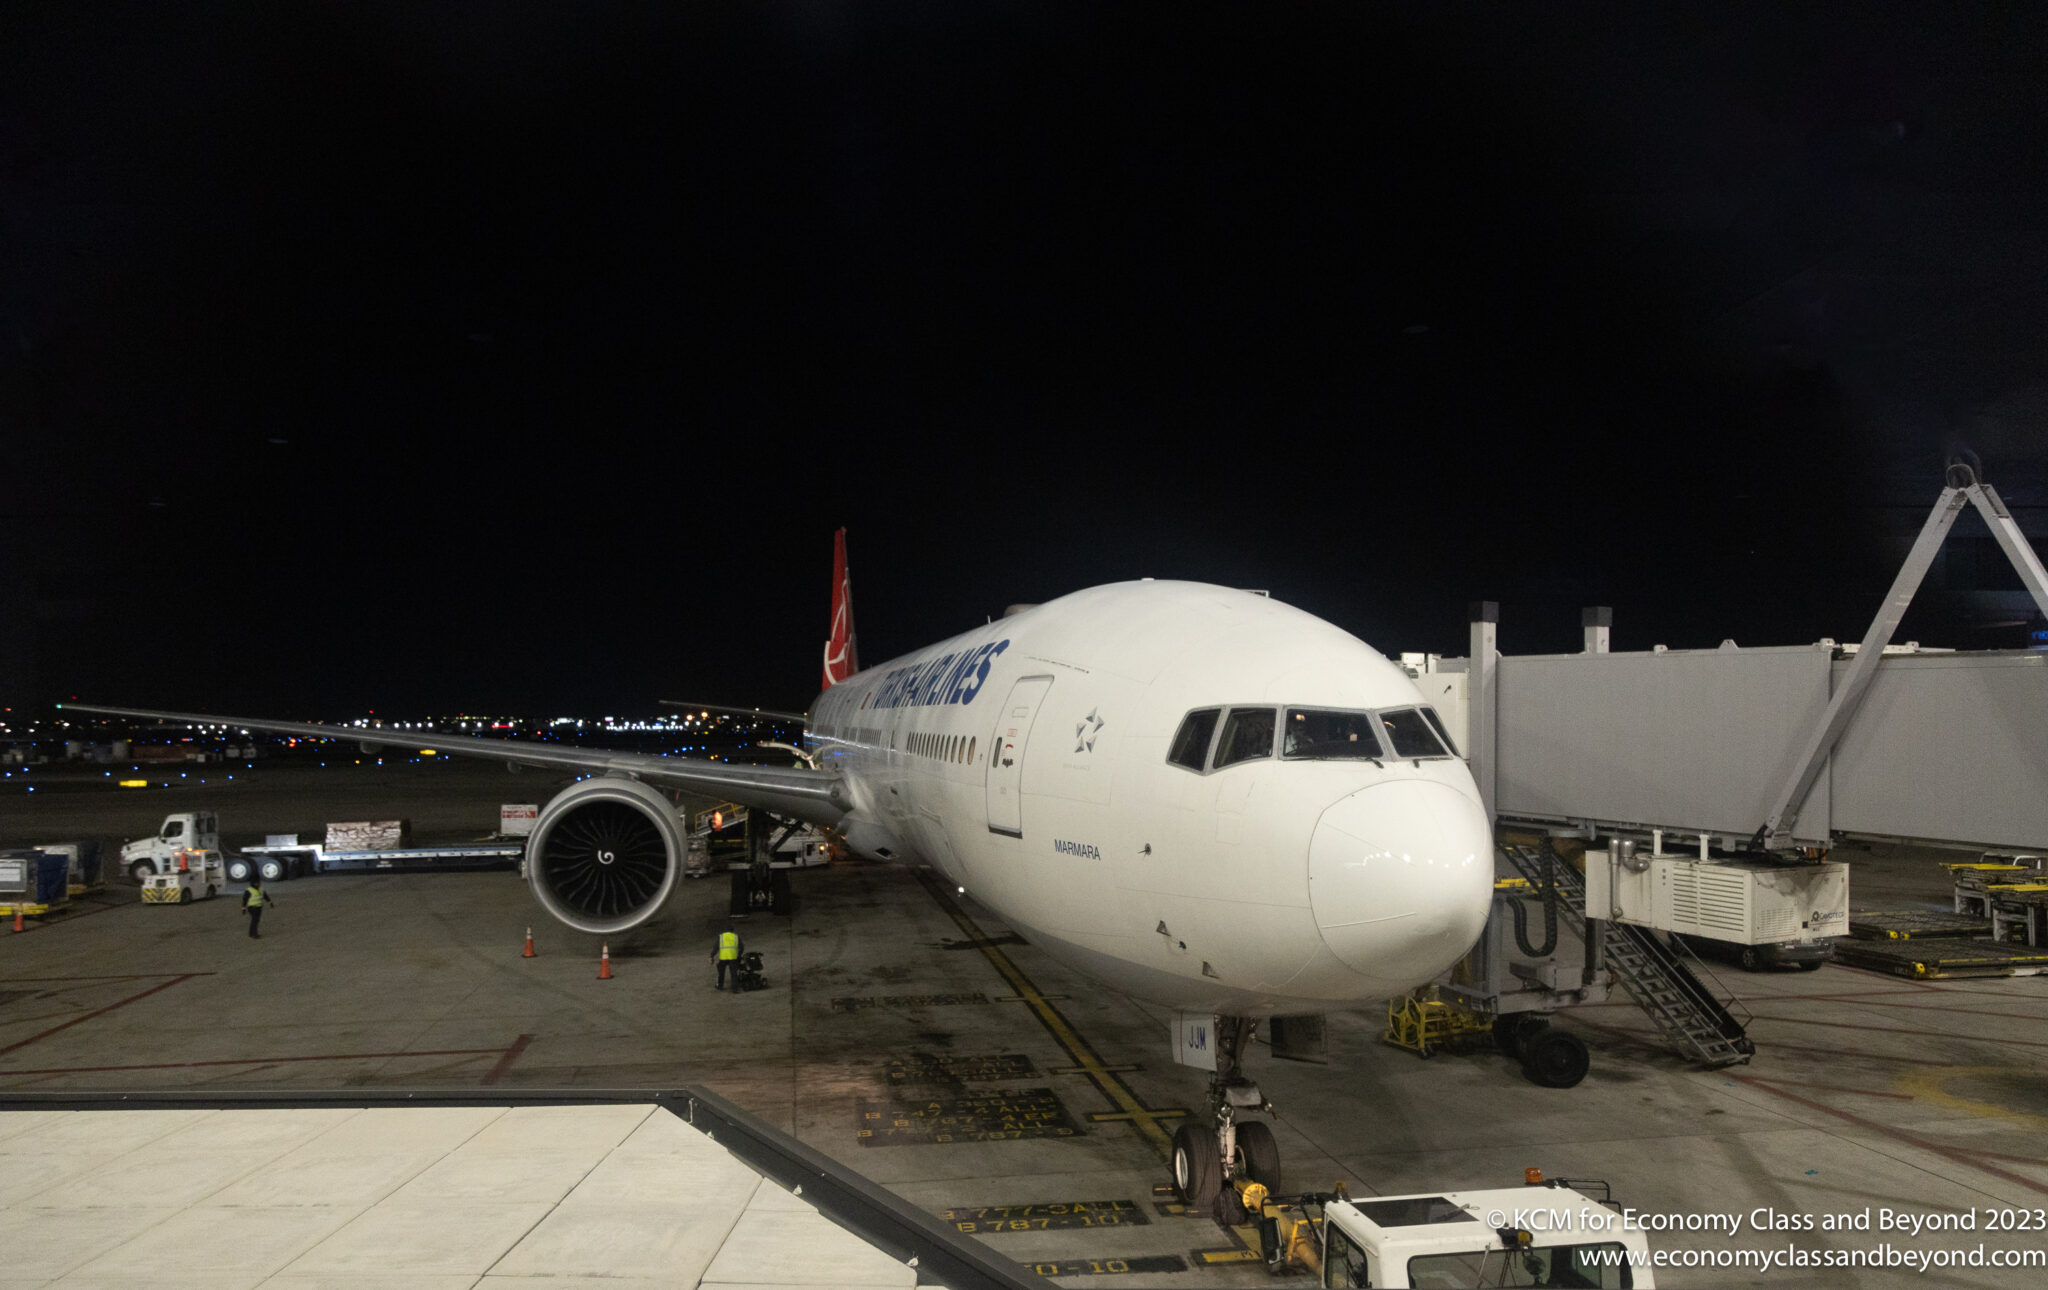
left=37, top=840, right=103, bottom=889
left=35, top=853, right=69, bottom=905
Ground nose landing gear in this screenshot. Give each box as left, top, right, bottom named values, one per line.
left=1170, top=1015, right=1282, bottom=1220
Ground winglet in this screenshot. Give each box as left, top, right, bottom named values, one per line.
left=823, top=527, right=859, bottom=689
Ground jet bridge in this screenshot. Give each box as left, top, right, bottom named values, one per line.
left=1389, top=467, right=2045, bottom=1075
left=1414, top=467, right=2048, bottom=854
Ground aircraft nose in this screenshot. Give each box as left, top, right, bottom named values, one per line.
left=1308, top=780, right=1494, bottom=991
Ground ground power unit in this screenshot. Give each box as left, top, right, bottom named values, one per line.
left=1586, top=849, right=1849, bottom=944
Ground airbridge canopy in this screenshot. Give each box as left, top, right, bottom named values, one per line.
left=1496, top=645, right=1836, bottom=844
left=1427, top=644, right=2048, bottom=851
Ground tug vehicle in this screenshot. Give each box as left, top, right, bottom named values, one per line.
left=139, top=850, right=225, bottom=904
left=1219, top=1171, right=1654, bottom=1287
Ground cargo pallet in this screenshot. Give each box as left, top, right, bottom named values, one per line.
left=1831, top=936, right=2048, bottom=979
left=1847, top=909, right=1992, bottom=940
left=1984, top=886, right=2048, bottom=947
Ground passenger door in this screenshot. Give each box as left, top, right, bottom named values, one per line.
left=985, top=676, right=1053, bottom=837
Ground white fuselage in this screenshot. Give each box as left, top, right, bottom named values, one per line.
left=807, top=581, right=1495, bottom=1016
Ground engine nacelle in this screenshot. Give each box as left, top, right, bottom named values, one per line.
left=526, top=776, right=685, bottom=935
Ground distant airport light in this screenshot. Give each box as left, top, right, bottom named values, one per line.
left=119, top=780, right=147, bottom=788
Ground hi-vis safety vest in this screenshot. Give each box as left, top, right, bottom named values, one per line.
left=246, top=888, right=267, bottom=908
left=718, top=931, right=740, bottom=960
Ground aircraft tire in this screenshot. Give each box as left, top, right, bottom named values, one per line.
left=1496, top=1013, right=1547, bottom=1059
left=1172, top=1123, right=1222, bottom=1208
left=1235, top=1120, right=1281, bottom=1192
left=1521, top=1029, right=1590, bottom=1089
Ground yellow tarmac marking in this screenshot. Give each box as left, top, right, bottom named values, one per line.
left=918, top=872, right=1180, bottom=1158
left=1195, top=1247, right=1263, bottom=1264
left=1896, top=1065, right=2048, bottom=1132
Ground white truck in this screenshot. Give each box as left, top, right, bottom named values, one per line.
left=120, top=812, right=222, bottom=884
left=1250, top=1173, right=1654, bottom=1287
left=237, top=817, right=525, bottom=880
left=121, top=813, right=523, bottom=885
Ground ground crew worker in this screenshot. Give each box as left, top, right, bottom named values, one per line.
left=713, top=926, right=744, bottom=991
left=243, top=877, right=272, bottom=938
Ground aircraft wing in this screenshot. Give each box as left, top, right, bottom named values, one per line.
left=58, top=703, right=849, bottom=827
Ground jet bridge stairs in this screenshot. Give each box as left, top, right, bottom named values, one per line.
left=1501, top=843, right=1754, bottom=1069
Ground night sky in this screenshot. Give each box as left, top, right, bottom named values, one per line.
left=6, top=3, right=2046, bottom=717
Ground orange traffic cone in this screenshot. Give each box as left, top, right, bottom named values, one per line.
left=522, top=927, right=536, bottom=958
left=11, top=908, right=22, bottom=933
left=597, top=943, right=613, bottom=980
left=178, top=851, right=190, bottom=873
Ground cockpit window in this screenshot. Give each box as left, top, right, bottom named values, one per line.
left=1167, top=708, right=1220, bottom=771
left=1420, top=706, right=1461, bottom=758
left=1283, top=708, right=1388, bottom=760
left=1380, top=707, right=1451, bottom=759
left=1214, top=707, right=1277, bottom=769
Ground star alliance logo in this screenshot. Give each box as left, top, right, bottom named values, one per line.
left=1074, top=707, right=1104, bottom=754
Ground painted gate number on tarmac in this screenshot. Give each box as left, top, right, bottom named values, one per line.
left=884, top=1053, right=1038, bottom=1085
left=1027, top=1256, right=1190, bottom=1276
left=940, top=1199, right=1149, bottom=1233
left=856, top=1087, right=1082, bottom=1146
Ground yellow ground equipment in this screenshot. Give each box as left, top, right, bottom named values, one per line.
left=1382, top=985, right=1491, bottom=1058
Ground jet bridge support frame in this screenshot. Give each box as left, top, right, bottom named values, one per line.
left=1443, top=463, right=2048, bottom=856
left=1760, top=464, right=2048, bottom=850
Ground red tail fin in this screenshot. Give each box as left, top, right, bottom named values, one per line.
left=823, top=528, right=859, bottom=689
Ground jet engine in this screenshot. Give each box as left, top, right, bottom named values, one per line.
left=525, top=776, right=686, bottom=935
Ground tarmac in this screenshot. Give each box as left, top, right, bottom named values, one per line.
left=3, top=756, right=2047, bottom=1287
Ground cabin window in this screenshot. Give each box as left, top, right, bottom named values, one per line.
left=1283, top=708, right=1388, bottom=760
left=1421, top=706, right=1460, bottom=757
left=1166, top=708, right=1221, bottom=771
left=1379, top=707, right=1451, bottom=759
left=1214, top=707, right=1277, bottom=769
left=1323, top=1225, right=1367, bottom=1289
left=968, top=736, right=977, bottom=764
